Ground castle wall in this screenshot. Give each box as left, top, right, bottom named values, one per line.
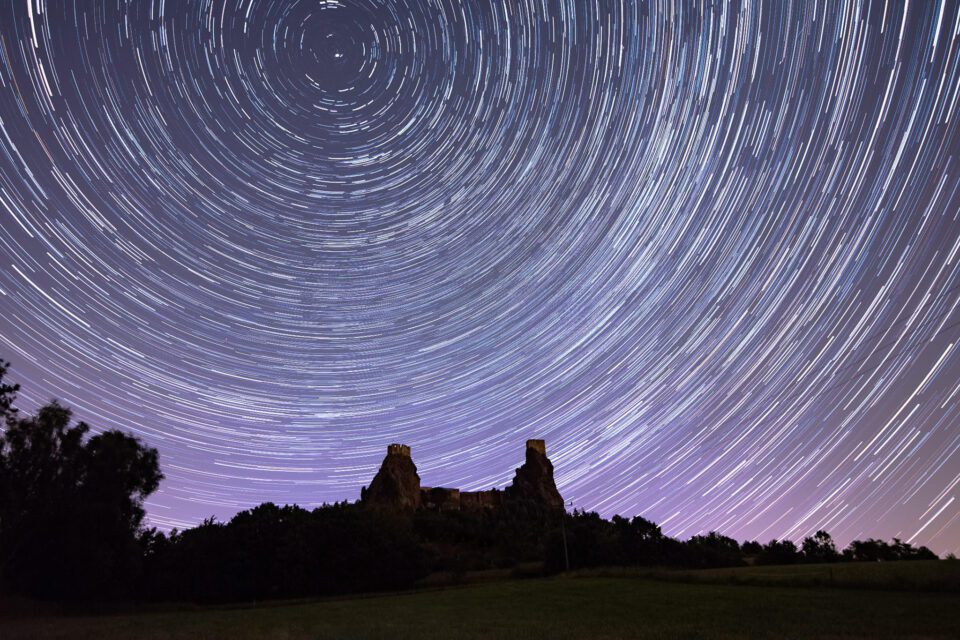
left=420, top=487, right=461, bottom=511
left=461, top=489, right=502, bottom=510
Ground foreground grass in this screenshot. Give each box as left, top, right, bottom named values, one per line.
left=4, top=573, right=960, bottom=640
left=579, top=560, right=960, bottom=592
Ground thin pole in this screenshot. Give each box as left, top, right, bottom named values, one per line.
left=561, top=499, right=573, bottom=572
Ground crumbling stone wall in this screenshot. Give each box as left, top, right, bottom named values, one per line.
left=420, top=487, right=461, bottom=511
left=460, top=489, right=503, bottom=510
left=362, top=440, right=562, bottom=512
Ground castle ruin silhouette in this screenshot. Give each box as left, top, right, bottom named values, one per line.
left=361, top=439, right=563, bottom=511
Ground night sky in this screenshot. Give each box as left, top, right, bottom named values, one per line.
left=1, top=1, right=959, bottom=554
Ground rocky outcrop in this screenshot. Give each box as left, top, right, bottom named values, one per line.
left=361, top=444, right=421, bottom=510
left=504, top=439, right=564, bottom=509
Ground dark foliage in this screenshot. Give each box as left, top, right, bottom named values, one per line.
left=412, top=497, right=557, bottom=573
left=685, top=532, right=745, bottom=568
left=142, top=502, right=430, bottom=602
left=741, top=540, right=763, bottom=555
left=140, top=496, right=571, bottom=602
left=544, top=511, right=720, bottom=572
left=756, top=539, right=801, bottom=565
left=0, top=359, right=19, bottom=423
left=0, top=365, right=162, bottom=600
left=842, top=538, right=938, bottom=562
left=802, top=530, right=840, bottom=563
left=545, top=510, right=621, bottom=571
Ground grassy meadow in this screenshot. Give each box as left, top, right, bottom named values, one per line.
left=577, top=558, right=960, bottom=592
left=3, top=562, right=959, bottom=639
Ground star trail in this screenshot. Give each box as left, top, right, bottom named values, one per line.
left=1, top=0, right=959, bottom=553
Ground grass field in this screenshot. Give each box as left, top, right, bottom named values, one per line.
left=579, top=559, right=960, bottom=592
left=3, top=563, right=959, bottom=639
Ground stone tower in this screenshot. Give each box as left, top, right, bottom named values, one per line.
left=505, top=439, right=564, bottom=509
left=361, top=443, right=421, bottom=509
left=526, top=439, right=546, bottom=455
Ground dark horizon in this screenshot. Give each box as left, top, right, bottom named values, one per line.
left=0, top=0, right=959, bottom=557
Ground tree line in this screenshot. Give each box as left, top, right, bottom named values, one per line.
left=0, top=361, right=941, bottom=603
left=544, top=512, right=937, bottom=575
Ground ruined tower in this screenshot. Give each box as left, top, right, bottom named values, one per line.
left=361, top=443, right=421, bottom=510
left=504, top=439, right=564, bottom=509
left=526, top=438, right=546, bottom=455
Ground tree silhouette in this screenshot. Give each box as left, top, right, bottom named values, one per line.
left=0, top=359, right=18, bottom=423
left=756, top=539, right=800, bottom=565
left=845, top=538, right=889, bottom=562
left=686, top=532, right=744, bottom=568
left=802, top=530, right=839, bottom=563
left=0, top=371, right=162, bottom=599
left=141, top=502, right=431, bottom=602
left=741, top=540, right=762, bottom=555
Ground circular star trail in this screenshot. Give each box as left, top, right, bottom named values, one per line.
left=1, top=1, right=959, bottom=553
